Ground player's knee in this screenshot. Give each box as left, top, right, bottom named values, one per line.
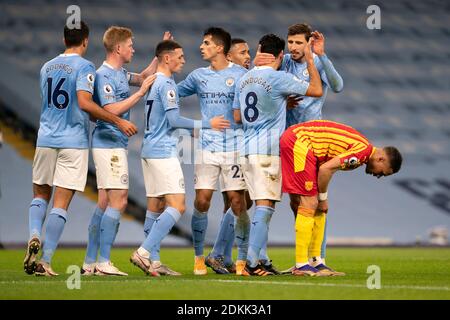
left=97, top=199, right=108, bottom=211
left=229, top=196, right=244, bottom=214
left=177, top=205, right=185, bottom=215
left=170, top=203, right=185, bottom=215
left=109, top=196, right=128, bottom=212
left=118, top=199, right=128, bottom=212
left=195, top=198, right=210, bottom=212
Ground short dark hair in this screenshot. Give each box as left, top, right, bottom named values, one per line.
left=203, top=27, right=231, bottom=55
left=231, top=38, right=247, bottom=46
left=258, top=34, right=285, bottom=57
left=155, top=40, right=182, bottom=59
left=64, top=21, right=89, bottom=48
left=384, top=146, right=402, bottom=173
left=287, top=23, right=313, bottom=41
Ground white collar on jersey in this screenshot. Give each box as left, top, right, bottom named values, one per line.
left=208, top=62, right=234, bottom=70
left=102, top=61, right=123, bottom=71
left=253, top=66, right=272, bottom=70
left=59, top=53, right=79, bottom=57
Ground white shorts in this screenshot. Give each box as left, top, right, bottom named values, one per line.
left=194, top=150, right=246, bottom=192
left=92, top=148, right=129, bottom=189
left=141, top=157, right=185, bottom=197
left=240, top=154, right=282, bottom=201
left=32, top=147, right=88, bottom=192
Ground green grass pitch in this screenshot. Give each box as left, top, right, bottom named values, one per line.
left=1, top=247, right=449, bottom=300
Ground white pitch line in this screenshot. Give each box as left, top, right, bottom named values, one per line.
left=1, top=278, right=449, bottom=292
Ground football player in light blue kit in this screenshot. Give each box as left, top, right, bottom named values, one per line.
left=81, top=26, right=161, bottom=276
left=177, top=27, right=250, bottom=276
left=130, top=40, right=230, bottom=276
left=205, top=38, right=254, bottom=275
left=255, top=23, right=344, bottom=274
left=24, top=21, right=137, bottom=276
left=233, top=34, right=323, bottom=276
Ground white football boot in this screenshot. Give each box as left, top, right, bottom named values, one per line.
left=95, top=261, right=128, bottom=276
left=130, top=250, right=159, bottom=277
left=81, top=262, right=97, bottom=276
left=152, top=261, right=182, bottom=276
left=35, top=261, right=59, bottom=277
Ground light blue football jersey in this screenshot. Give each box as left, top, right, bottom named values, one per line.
left=141, top=73, right=180, bottom=159
left=177, top=63, right=246, bottom=153
left=233, top=66, right=309, bottom=156
left=37, top=53, right=95, bottom=148
left=282, top=54, right=330, bottom=127
left=91, top=62, right=131, bottom=149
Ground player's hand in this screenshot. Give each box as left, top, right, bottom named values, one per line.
left=137, top=74, right=157, bottom=97
left=317, top=199, right=328, bottom=213
left=311, top=31, right=325, bottom=56
left=117, top=119, right=138, bottom=137
left=253, top=44, right=276, bottom=66
left=304, top=39, right=314, bottom=64
left=287, top=95, right=303, bottom=109
left=210, top=115, right=230, bottom=131
left=163, top=31, right=173, bottom=40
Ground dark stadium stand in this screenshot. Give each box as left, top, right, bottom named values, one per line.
left=0, top=0, right=449, bottom=245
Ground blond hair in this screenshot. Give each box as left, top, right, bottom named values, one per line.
left=103, top=26, right=133, bottom=53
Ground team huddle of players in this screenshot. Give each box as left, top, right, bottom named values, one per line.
left=23, top=21, right=402, bottom=277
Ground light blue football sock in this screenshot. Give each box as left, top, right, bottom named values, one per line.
left=259, top=232, right=271, bottom=265
left=321, top=217, right=328, bottom=259
left=144, top=210, right=159, bottom=237
left=141, top=207, right=181, bottom=257
left=41, top=208, right=67, bottom=264
left=247, top=206, right=274, bottom=267
left=84, top=206, right=104, bottom=264
left=224, top=210, right=236, bottom=265
left=28, top=198, right=48, bottom=240
left=191, top=208, right=208, bottom=257
left=144, top=210, right=161, bottom=261
left=211, top=208, right=235, bottom=259
left=98, top=207, right=121, bottom=263
left=234, top=210, right=250, bottom=261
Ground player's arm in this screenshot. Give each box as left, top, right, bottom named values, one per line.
left=317, top=156, right=341, bottom=194
left=177, top=72, right=197, bottom=97
left=232, top=82, right=242, bottom=124
left=128, top=32, right=173, bottom=86
left=316, top=156, right=341, bottom=212
left=128, top=57, right=158, bottom=87
left=77, top=91, right=137, bottom=137
left=303, top=40, right=323, bottom=97
left=104, top=74, right=156, bottom=115
left=166, top=108, right=230, bottom=130
left=311, top=31, right=343, bottom=93
left=162, top=83, right=229, bottom=130
left=233, top=109, right=242, bottom=124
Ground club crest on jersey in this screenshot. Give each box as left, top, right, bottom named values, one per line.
left=225, top=78, right=235, bottom=87
left=120, top=174, right=129, bottom=185
left=302, top=69, right=309, bottom=77
left=167, top=89, right=176, bottom=101
left=305, top=181, right=314, bottom=191
left=349, top=157, right=358, bottom=165
left=344, top=156, right=359, bottom=168
left=87, top=73, right=95, bottom=83
left=103, top=84, right=113, bottom=94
